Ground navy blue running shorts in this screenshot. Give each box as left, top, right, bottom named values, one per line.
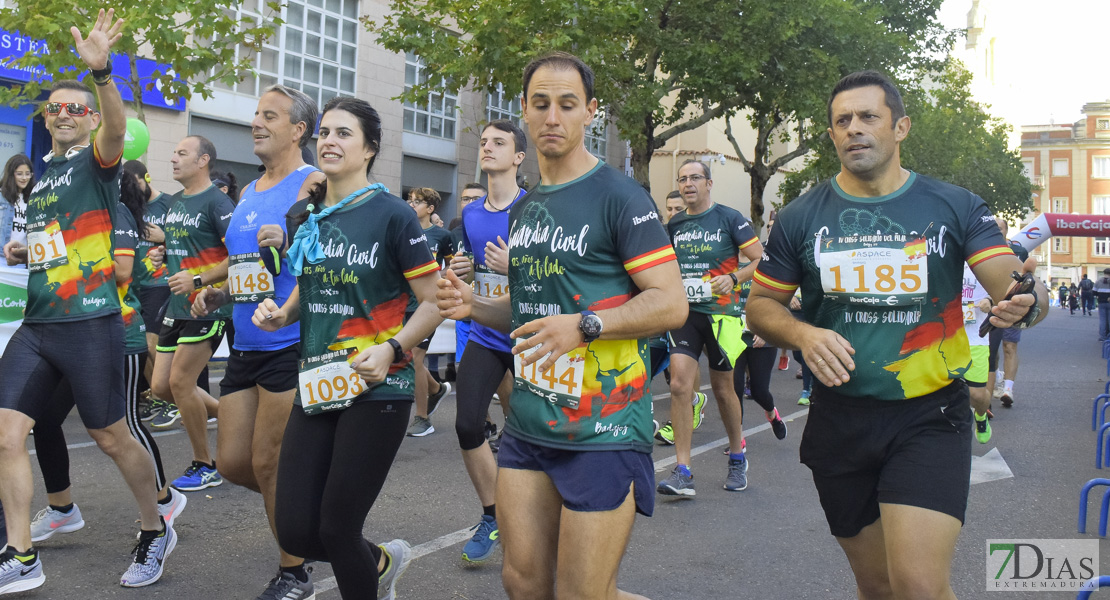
left=497, top=432, right=655, bottom=517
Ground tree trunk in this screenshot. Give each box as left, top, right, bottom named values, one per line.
left=748, top=163, right=773, bottom=236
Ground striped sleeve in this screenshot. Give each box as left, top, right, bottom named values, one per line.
left=739, top=237, right=760, bottom=250
left=114, top=247, right=136, bottom=258
left=624, top=245, right=676, bottom=275
left=967, top=244, right=1014, bottom=268
left=753, top=270, right=798, bottom=295
left=393, top=206, right=440, bottom=281
left=403, top=260, right=440, bottom=280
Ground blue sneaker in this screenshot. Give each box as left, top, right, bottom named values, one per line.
left=171, top=461, right=223, bottom=492
left=461, top=515, right=500, bottom=564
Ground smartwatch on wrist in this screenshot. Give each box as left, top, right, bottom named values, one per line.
left=193, top=275, right=203, bottom=289
left=385, top=338, right=404, bottom=363
left=579, top=310, right=603, bottom=343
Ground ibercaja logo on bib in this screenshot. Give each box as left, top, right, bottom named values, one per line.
left=986, top=539, right=1098, bottom=592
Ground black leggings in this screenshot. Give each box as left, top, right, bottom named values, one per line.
left=455, top=341, right=513, bottom=451
left=733, top=344, right=777, bottom=417
left=275, top=400, right=411, bottom=600
left=32, top=353, right=167, bottom=494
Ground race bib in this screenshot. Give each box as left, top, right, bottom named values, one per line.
left=228, top=253, right=274, bottom=303
left=683, top=277, right=713, bottom=303
left=818, top=242, right=927, bottom=307
left=27, top=220, right=68, bottom=273
left=474, top=271, right=508, bottom=298
left=298, top=352, right=369, bottom=415
left=963, top=302, right=978, bottom=324
left=514, top=339, right=586, bottom=409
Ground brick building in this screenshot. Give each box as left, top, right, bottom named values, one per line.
left=1020, top=101, right=1110, bottom=284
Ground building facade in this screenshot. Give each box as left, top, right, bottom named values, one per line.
left=1020, top=101, right=1110, bottom=284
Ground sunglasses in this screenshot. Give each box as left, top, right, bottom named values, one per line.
left=44, top=102, right=93, bottom=117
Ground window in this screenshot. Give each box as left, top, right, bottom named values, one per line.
left=403, top=52, right=458, bottom=139
left=585, top=108, right=608, bottom=158
left=1052, top=197, right=1069, bottom=213
left=1022, top=159, right=1035, bottom=182
left=1095, top=156, right=1110, bottom=179
left=1098, top=118, right=1110, bottom=131
left=486, top=83, right=521, bottom=125
left=1095, top=196, right=1110, bottom=215
left=1054, top=237, right=1069, bottom=253
left=1096, top=238, right=1110, bottom=257
left=1052, top=158, right=1068, bottom=177
left=215, top=0, right=359, bottom=107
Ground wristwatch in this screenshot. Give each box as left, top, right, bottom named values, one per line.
left=579, top=310, right=603, bottom=343
left=385, top=338, right=404, bottom=363
left=193, top=274, right=203, bottom=289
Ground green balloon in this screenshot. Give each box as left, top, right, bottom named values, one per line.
left=123, top=118, right=150, bottom=160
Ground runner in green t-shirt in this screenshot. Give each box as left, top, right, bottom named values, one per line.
left=436, top=52, right=687, bottom=600
left=746, top=70, right=1048, bottom=599
left=0, top=9, right=175, bottom=591
left=150, top=135, right=234, bottom=494
left=657, top=159, right=764, bottom=496
left=254, top=96, right=441, bottom=599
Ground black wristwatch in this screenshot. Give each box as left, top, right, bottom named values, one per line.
left=385, top=338, right=404, bottom=363
left=579, top=310, right=603, bottom=343
left=193, top=275, right=203, bottom=289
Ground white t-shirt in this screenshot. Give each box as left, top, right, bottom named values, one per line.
left=962, top=264, right=991, bottom=346
left=11, top=194, right=27, bottom=244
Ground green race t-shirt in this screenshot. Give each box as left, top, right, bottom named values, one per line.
left=135, top=192, right=171, bottom=288
left=290, top=190, right=439, bottom=407
left=163, top=185, right=235, bottom=320
left=25, top=146, right=121, bottom=323
left=506, top=162, right=676, bottom=453
left=114, top=203, right=147, bottom=354
left=668, top=203, right=758, bottom=316
left=754, top=172, right=1015, bottom=400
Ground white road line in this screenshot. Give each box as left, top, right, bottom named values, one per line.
left=29, top=422, right=216, bottom=456
left=315, top=395, right=809, bottom=596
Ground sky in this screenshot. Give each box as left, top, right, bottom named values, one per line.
left=937, top=0, right=1108, bottom=127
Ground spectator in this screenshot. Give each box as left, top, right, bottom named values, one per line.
left=0, top=154, right=33, bottom=250
left=1096, top=269, right=1110, bottom=341
left=1080, top=273, right=1095, bottom=316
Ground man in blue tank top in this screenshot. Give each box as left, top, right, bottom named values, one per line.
left=191, top=85, right=324, bottom=600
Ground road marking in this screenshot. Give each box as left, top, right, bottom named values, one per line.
left=315, top=401, right=810, bottom=596
left=29, top=422, right=216, bottom=456
left=970, top=447, right=1013, bottom=485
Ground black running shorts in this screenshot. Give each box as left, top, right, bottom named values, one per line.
left=799, top=380, right=972, bottom=538
left=219, top=343, right=300, bottom=396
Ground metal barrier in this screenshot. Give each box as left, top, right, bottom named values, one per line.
left=1076, top=575, right=1110, bottom=599
left=1079, top=479, right=1110, bottom=535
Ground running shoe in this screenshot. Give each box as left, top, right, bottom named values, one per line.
left=798, top=389, right=811, bottom=406
left=151, top=404, right=181, bottom=429
left=0, top=548, right=44, bottom=595
left=158, top=487, right=189, bottom=527
left=138, top=391, right=157, bottom=422
left=427, top=381, right=452, bottom=417
left=483, top=420, right=498, bottom=441
left=377, top=539, right=413, bottom=600
left=795, top=367, right=803, bottom=380
left=406, top=415, right=434, bottom=437
left=256, top=569, right=315, bottom=600
left=654, top=421, right=674, bottom=445
left=1000, top=388, right=1014, bottom=408
left=30, top=504, right=85, bottom=542
left=656, top=466, right=695, bottom=496
left=488, top=429, right=503, bottom=453
left=172, top=461, right=223, bottom=492
left=975, top=412, right=992, bottom=444
left=768, top=408, right=788, bottom=440
left=744, top=383, right=752, bottom=399
left=722, top=438, right=746, bottom=455
left=723, top=457, right=749, bottom=491
left=777, top=354, right=789, bottom=370
left=461, top=515, right=500, bottom=564
left=692, top=392, right=708, bottom=430
left=120, top=522, right=176, bottom=587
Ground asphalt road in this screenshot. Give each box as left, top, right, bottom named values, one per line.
left=7, top=306, right=1110, bottom=599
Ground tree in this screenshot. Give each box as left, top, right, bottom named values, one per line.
left=779, top=60, right=1033, bottom=222
left=0, top=2, right=279, bottom=123
left=365, top=0, right=949, bottom=231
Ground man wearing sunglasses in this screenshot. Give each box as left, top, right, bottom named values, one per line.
left=0, top=9, right=177, bottom=594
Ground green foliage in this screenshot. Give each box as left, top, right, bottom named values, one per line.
left=779, top=60, right=1032, bottom=221
left=0, top=2, right=280, bottom=121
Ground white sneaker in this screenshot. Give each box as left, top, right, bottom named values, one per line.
left=157, top=488, right=188, bottom=527
left=30, top=504, right=85, bottom=542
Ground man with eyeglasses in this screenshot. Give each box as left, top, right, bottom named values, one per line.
left=445, top=183, right=486, bottom=383
left=0, top=10, right=178, bottom=593
left=656, top=159, right=763, bottom=497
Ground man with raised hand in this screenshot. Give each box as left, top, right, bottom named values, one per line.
left=438, top=52, right=686, bottom=600
left=0, top=10, right=177, bottom=593
left=746, top=70, right=1047, bottom=599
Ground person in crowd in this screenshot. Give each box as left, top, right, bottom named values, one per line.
left=0, top=154, right=32, bottom=251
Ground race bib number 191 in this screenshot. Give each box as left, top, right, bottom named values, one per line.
left=514, top=339, right=587, bottom=409
left=27, top=220, right=68, bottom=273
